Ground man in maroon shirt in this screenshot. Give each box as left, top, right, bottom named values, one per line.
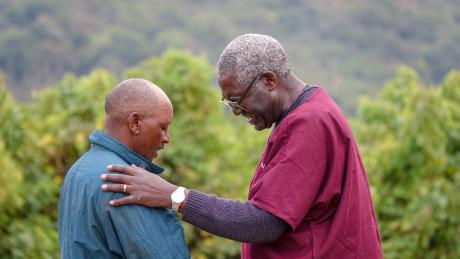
left=100, top=34, right=383, bottom=258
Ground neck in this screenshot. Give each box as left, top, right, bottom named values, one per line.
left=105, top=120, right=133, bottom=150
left=280, top=73, right=306, bottom=113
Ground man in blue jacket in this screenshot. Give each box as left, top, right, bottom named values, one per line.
left=58, top=78, right=190, bottom=258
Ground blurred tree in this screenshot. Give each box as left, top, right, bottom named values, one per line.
left=2, top=0, right=460, bottom=114
left=0, top=69, right=116, bottom=258
left=1, top=51, right=459, bottom=258
left=0, top=73, right=59, bottom=258
left=0, top=51, right=266, bottom=258
left=353, top=67, right=460, bottom=259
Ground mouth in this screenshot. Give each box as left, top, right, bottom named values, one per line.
left=245, top=113, right=257, bottom=125
left=243, top=113, right=269, bottom=130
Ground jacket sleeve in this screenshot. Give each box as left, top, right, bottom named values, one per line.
left=183, top=190, right=288, bottom=244
left=103, top=200, right=190, bottom=259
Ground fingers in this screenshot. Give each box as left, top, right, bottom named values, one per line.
left=100, top=173, right=130, bottom=184
left=108, top=195, right=139, bottom=206
left=107, top=164, right=138, bottom=176
left=101, top=183, right=127, bottom=193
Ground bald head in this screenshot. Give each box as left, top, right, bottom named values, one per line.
left=104, top=78, right=173, bottom=160
left=217, top=34, right=290, bottom=86
left=105, top=78, right=171, bottom=121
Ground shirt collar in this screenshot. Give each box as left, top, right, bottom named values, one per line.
left=275, top=85, right=318, bottom=126
left=89, top=130, right=164, bottom=174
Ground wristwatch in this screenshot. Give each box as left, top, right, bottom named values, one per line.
left=171, top=186, right=186, bottom=213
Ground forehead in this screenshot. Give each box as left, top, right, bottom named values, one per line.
left=218, top=71, right=245, bottom=100
left=151, top=101, right=173, bottom=123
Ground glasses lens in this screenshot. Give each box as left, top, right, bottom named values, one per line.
left=221, top=99, right=244, bottom=110
left=228, top=102, right=240, bottom=109
left=220, top=74, right=259, bottom=110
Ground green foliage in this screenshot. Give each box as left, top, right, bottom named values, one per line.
left=29, top=70, right=116, bottom=174
left=0, top=69, right=116, bottom=258
left=1, top=50, right=459, bottom=258
left=2, top=0, right=460, bottom=113
left=0, top=74, right=59, bottom=259
left=353, top=67, right=460, bottom=259
left=0, top=50, right=266, bottom=258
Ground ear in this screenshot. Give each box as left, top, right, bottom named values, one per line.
left=260, top=71, right=277, bottom=91
left=127, top=112, right=142, bottom=135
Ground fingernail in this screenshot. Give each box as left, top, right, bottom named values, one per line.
left=109, top=200, right=114, bottom=206
left=101, top=174, right=106, bottom=180
left=101, top=184, right=107, bottom=190
left=107, top=165, right=112, bottom=170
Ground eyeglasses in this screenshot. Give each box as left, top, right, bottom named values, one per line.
left=220, top=74, right=260, bottom=110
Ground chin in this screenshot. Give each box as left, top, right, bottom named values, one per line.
left=249, top=116, right=268, bottom=131
left=148, top=152, right=157, bottom=161
left=253, top=125, right=263, bottom=131
left=253, top=122, right=269, bottom=131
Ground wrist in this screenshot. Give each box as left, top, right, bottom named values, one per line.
left=170, top=186, right=188, bottom=213
left=178, top=189, right=190, bottom=214
left=166, top=184, right=178, bottom=208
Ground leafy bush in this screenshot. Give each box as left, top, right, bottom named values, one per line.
left=353, top=67, right=460, bottom=259
left=0, top=52, right=459, bottom=258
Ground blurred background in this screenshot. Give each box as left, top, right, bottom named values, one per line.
left=0, top=0, right=459, bottom=258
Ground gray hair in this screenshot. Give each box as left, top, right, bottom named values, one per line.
left=217, top=34, right=290, bottom=86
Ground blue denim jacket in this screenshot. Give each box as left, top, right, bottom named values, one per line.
left=58, top=131, right=190, bottom=258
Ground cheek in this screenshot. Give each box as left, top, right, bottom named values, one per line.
left=247, top=96, right=269, bottom=115
left=251, top=106, right=268, bottom=121
left=151, top=129, right=163, bottom=145
left=250, top=103, right=272, bottom=128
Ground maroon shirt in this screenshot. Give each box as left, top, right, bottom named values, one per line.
left=242, top=88, right=382, bottom=259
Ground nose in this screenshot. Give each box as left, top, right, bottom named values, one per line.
left=162, top=132, right=170, bottom=144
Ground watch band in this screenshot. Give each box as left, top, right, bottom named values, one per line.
left=171, top=186, right=185, bottom=213
left=172, top=200, right=181, bottom=213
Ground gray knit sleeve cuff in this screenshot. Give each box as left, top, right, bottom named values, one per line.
left=182, top=190, right=207, bottom=220
left=182, top=190, right=288, bottom=244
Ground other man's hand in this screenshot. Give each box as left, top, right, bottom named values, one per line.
left=101, top=164, right=177, bottom=208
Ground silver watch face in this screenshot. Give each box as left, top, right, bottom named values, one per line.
left=172, top=188, right=185, bottom=203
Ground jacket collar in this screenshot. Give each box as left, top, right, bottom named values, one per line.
left=89, top=130, right=164, bottom=174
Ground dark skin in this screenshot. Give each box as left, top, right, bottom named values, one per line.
left=106, top=112, right=160, bottom=161
left=219, top=71, right=305, bottom=130
left=106, top=95, right=173, bottom=161
left=101, top=70, right=306, bottom=210
left=101, top=164, right=184, bottom=209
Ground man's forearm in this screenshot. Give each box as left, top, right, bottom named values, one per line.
left=182, top=190, right=288, bottom=244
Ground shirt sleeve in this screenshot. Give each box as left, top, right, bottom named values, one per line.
left=103, top=198, right=189, bottom=259
left=249, top=113, right=340, bottom=231
left=183, top=190, right=288, bottom=244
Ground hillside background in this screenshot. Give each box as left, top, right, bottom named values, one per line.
left=1, top=1, right=460, bottom=258
left=1, top=0, right=459, bottom=112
